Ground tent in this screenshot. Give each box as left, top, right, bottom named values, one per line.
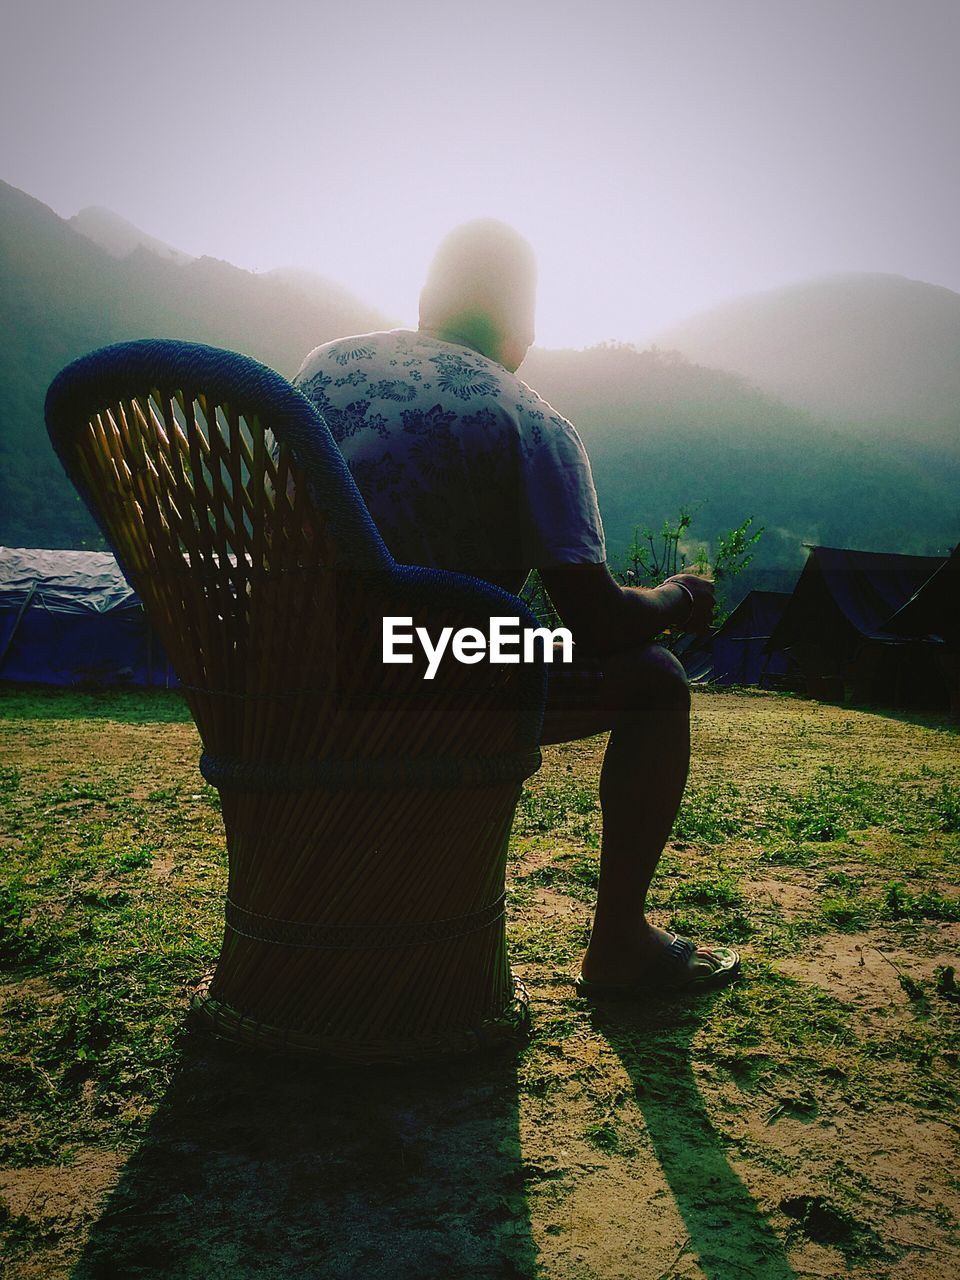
left=0, top=546, right=174, bottom=687
left=680, top=591, right=794, bottom=686
left=765, top=545, right=948, bottom=706
left=887, top=544, right=960, bottom=645
left=886, top=544, right=959, bottom=714
left=708, top=590, right=793, bottom=687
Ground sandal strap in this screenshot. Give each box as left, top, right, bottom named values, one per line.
left=660, top=933, right=696, bottom=971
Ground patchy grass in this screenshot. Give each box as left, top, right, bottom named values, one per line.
left=1, top=685, right=959, bottom=1279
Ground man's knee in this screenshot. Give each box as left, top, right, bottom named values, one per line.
left=606, top=642, right=690, bottom=713
left=640, top=644, right=690, bottom=707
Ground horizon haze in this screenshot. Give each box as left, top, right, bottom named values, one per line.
left=2, top=0, right=959, bottom=348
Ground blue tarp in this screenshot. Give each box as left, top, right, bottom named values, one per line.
left=0, top=546, right=175, bottom=687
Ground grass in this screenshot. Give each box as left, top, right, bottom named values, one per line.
left=0, top=689, right=223, bottom=1167
left=1, top=684, right=959, bottom=1277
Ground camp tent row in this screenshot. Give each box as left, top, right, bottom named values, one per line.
left=1, top=542, right=956, bottom=711
left=688, top=544, right=959, bottom=713
left=0, top=546, right=174, bottom=688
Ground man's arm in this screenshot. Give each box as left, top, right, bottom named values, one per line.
left=538, top=563, right=714, bottom=658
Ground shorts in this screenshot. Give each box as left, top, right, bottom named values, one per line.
left=540, top=643, right=611, bottom=745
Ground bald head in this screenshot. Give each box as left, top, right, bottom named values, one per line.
left=418, top=219, right=537, bottom=371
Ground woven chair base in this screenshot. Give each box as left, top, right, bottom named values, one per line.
left=189, top=972, right=532, bottom=1065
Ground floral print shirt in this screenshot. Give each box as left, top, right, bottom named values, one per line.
left=293, top=329, right=605, bottom=586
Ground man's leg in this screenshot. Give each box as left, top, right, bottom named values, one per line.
left=540, top=644, right=728, bottom=984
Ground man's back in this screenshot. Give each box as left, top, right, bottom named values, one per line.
left=292, top=221, right=734, bottom=998
left=294, top=329, right=605, bottom=593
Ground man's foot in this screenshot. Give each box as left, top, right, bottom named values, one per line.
left=576, top=923, right=740, bottom=995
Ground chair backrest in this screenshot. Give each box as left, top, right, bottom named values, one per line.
left=45, top=340, right=545, bottom=770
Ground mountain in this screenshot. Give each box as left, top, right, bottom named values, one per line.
left=70, top=206, right=195, bottom=264
left=266, top=267, right=393, bottom=318
left=1, top=180, right=957, bottom=595
left=656, top=273, right=960, bottom=430
left=0, top=180, right=389, bottom=547
left=523, top=343, right=959, bottom=589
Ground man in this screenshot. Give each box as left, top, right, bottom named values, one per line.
left=294, top=219, right=739, bottom=994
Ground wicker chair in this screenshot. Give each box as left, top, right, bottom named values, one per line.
left=45, top=340, right=546, bottom=1063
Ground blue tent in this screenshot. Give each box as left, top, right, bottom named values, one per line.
left=0, top=546, right=175, bottom=687
left=887, top=544, right=960, bottom=645
left=886, top=544, right=960, bottom=716
left=680, top=590, right=794, bottom=687
left=711, top=590, right=793, bottom=687
left=765, top=545, right=948, bottom=705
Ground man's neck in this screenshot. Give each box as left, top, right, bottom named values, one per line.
left=418, top=322, right=504, bottom=368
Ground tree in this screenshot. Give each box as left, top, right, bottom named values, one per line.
left=522, top=509, right=763, bottom=636
left=612, top=510, right=763, bottom=634
left=613, top=508, right=708, bottom=587
left=710, top=516, right=765, bottom=619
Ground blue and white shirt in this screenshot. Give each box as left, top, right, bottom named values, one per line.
left=293, top=329, right=605, bottom=590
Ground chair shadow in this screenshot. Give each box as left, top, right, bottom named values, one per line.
left=589, top=993, right=798, bottom=1280
left=72, top=1030, right=538, bottom=1280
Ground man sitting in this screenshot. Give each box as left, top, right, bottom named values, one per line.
left=294, top=219, right=739, bottom=994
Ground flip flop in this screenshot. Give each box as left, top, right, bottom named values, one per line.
left=574, top=932, right=741, bottom=998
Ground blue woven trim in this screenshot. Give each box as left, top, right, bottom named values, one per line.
left=224, top=892, right=507, bottom=951
left=44, top=338, right=391, bottom=573
left=199, top=747, right=542, bottom=792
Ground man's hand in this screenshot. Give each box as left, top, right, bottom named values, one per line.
left=537, top=563, right=716, bottom=656
left=662, top=574, right=715, bottom=636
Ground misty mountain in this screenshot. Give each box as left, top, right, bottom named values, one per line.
left=1, top=180, right=956, bottom=596
left=523, top=342, right=959, bottom=585
left=656, top=273, right=960, bottom=431
left=266, top=267, right=400, bottom=325
left=69, top=205, right=195, bottom=264
left=0, top=180, right=389, bottom=546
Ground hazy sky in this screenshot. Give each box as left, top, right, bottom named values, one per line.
left=2, top=0, right=958, bottom=348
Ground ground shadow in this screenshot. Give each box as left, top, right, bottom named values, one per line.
left=836, top=700, right=959, bottom=733
left=72, top=1030, right=537, bottom=1280
left=591, top=993, right=797, bottom=1280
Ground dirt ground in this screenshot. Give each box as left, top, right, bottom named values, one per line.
left=1, top=688, right=959, bottom=1279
